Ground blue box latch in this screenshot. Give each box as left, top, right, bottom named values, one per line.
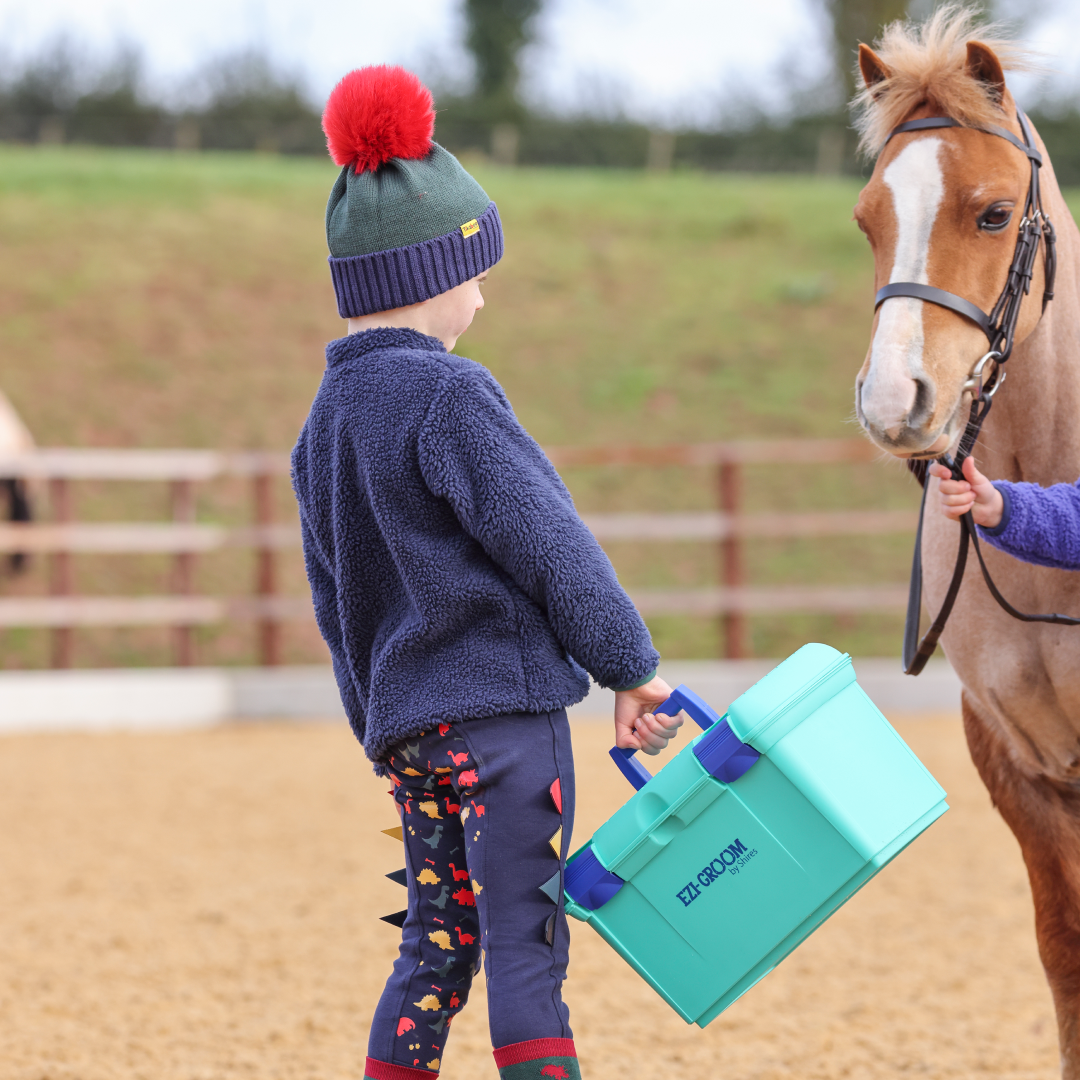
left=564, top=845, right=625, bottom=911
left=693, top=718, right=760, bottom=784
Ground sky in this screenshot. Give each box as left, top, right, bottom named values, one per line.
left=0, top=0, right=1077, bottom=126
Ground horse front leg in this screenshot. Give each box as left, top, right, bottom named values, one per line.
left=963, top=694, right=1080, bottom=1078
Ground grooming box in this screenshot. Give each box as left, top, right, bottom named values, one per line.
left=563, top=643, right=947, bottom=1027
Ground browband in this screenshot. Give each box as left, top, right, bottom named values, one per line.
left=874, top=282, right=993, bottom=341
left=883, top=116, right=1043, bottom=164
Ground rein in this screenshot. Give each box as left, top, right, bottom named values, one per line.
left=873, top=111, right=1073, bottom=675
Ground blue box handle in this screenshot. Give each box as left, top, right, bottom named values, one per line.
left=608, top=684, right=722, bottom=791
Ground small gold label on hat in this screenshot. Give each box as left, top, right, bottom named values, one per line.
left=460, top=219, right=480, bottom=238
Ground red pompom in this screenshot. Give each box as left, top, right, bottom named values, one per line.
left=322, top=65, right=435, bottom=174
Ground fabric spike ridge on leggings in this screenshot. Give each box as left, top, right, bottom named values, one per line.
left=367, top=710, right=578, bottom=1075
left=493, top=1037, right=582, bottom=1079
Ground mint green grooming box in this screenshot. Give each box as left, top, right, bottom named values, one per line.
left=563, top=643, right=947, bottom=1027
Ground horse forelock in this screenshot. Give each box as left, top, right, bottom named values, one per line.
left=852, top=3, right=1038, bottom=158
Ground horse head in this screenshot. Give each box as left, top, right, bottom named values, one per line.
left=852, top=11, right=1048, bottom=458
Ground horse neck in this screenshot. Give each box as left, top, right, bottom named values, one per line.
left=984, top=169, right=1080, bottom=485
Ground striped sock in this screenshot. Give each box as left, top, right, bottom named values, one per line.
left=363, top=1058, right=439, bottom=1079
left=492, top=1038, right=581, bottom=1079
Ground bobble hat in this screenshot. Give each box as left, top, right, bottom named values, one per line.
left=321, top=65, right=504, bottom=318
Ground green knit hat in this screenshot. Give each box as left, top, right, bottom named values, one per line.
left=322, top=65, right=504, bottom=318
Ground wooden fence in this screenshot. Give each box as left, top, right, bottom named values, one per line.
left=0, top=440, right=916, bottom=666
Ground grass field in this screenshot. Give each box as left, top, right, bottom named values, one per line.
left=3, top=146, right=1074, bottom=666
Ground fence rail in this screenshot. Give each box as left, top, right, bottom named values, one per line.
left=0, top=440, right=913, bottom=665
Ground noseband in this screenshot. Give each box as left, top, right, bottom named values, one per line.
left=873, top=111, right=1080, bottom=675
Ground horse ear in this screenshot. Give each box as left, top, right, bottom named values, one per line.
left=859, top=44, right=891, bottom=93
left=966, top=41, right=1006, bottom=105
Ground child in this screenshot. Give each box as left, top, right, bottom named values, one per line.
left=930, top=458, right=1080, bottom=569
left=291, top=66, right=682, bottom=1080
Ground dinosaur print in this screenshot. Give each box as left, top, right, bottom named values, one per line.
left=540, top=1067, right=570, bottom=1079
left=384, top=725, right=556, bottom=1072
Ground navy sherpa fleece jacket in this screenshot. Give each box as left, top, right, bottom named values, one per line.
left=292, top=327, right=659, bottom=766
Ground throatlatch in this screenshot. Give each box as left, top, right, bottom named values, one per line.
left=872, top=110, right=1080, bottom=675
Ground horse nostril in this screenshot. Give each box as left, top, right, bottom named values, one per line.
left=910, top=377, right=934, bottom=425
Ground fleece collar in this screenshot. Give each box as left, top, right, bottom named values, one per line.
left=326, top=327, right=447, bottom=366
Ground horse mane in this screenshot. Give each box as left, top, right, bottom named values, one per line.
left=852, top=3, right=1038, bottom=158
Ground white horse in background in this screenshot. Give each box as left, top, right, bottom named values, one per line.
left=0, top=388, right=34, bottom=571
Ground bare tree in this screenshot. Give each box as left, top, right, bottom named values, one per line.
left=463, top=0, right=542, bottom=118
left=826, top=0, right=911, bottom=101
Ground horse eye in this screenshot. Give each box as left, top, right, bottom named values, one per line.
left=979, top=205, right=1013, bottom=231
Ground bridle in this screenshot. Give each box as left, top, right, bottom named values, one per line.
left=870, top=110, right=1075, bottom=676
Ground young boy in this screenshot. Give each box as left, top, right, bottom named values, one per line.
left=931, top=457, right=1080, bottom=569
left=291, top=66, right=681, bottom=1080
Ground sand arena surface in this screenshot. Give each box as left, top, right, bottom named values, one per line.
left=0, top=715, right=1059, bottom=1079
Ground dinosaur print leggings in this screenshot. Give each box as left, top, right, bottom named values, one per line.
left=367, top=709, right=575, bottom=1076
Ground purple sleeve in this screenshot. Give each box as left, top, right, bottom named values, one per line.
left=977, top=478, right=1080, bottom=571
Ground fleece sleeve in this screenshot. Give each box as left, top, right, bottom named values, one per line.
left=298, top=513, right=366, bottom=736
left=418, top=368, right=659, bottom=690
left=977, top=479, right=1080, bottom=571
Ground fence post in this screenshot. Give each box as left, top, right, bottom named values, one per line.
left=171, top=480, right=196, bottom=665
left=49, top=477, right=73, bottom=668
left=718, top=457, right=748, bottom=659
left=253, top=468, right=280, bottom=666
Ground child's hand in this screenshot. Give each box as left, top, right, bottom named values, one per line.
left=614, top=676, right=682, bottom=757
left=928, top=458, right=1004, bottom=528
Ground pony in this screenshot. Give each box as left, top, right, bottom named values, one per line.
left=0, top=387, right=33, bottom=572
left=852, top=6, right=1080, bottom=1074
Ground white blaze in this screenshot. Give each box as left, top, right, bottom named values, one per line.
left=862, top=138, right=945, bottom=438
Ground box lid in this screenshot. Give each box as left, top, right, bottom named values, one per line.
left=727, top=643, right=855, bottom=752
